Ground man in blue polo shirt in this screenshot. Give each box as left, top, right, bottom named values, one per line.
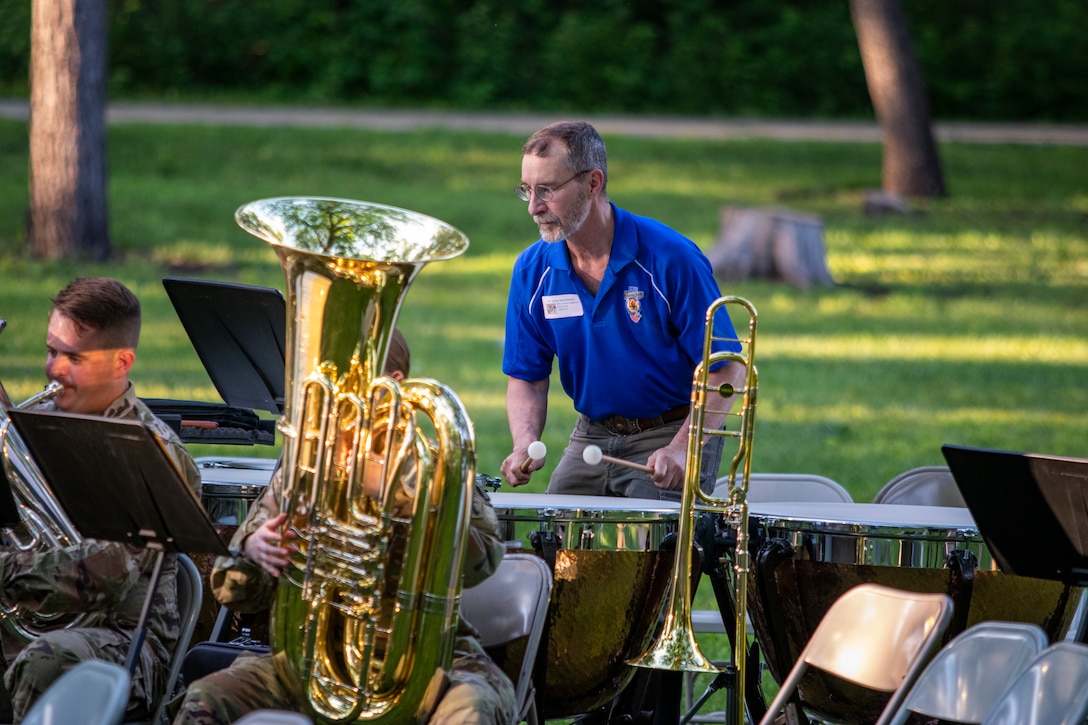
left=500, top=121, right=747, bottom=500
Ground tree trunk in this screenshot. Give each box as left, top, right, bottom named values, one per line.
left=849, top=0, right=946, bottom=198
left=28, top=0, right=110, bottom=261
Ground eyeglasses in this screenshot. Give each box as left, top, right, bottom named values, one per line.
left=515, top=169, right=591, bottom=202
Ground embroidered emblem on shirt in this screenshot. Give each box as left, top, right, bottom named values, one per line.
left=624, top=286, right=644, bottom=323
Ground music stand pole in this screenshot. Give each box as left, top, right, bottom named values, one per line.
left=123, top=545, right=166, bottom=676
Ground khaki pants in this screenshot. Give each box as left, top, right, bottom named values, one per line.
left=546, top=416, right=724, bottom=500
left=173, top=637, right=515, bottom=725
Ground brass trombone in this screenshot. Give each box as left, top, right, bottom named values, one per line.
left=629, top=296, right=758, bottom=725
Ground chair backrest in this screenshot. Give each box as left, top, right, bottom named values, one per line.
left=22, top=659, right=132, bottom=725
left=884, top=621, right=1049, bottom=725
left=233, top=711, right=314, bottom=724
left=719, top=473, right=853, bottom=503
left=149, top=553, right=203, bottom=724
left=872, top=466, right=965, bottom=507
left=981, top=641, right=1088, bottom=725
left=460, top=552, right=552, bottom=725
left=757, top=583, right=953, bottom=725
left=23, top=657, right=132, bottom=722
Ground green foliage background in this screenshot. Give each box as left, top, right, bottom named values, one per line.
left=1, top=0, right=1086, bottom=120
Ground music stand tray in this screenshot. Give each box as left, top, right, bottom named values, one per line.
left=6, top=408, right=229, bottom=673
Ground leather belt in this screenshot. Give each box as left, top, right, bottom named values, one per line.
left=594, top=405, right=689, bottom=436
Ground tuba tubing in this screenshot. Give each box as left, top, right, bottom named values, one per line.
left=237, top=197, right=475, bottom=724
left=628, top=296, right=758, bottom=725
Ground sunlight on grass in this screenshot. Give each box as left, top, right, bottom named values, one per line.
left=828, top=230, right=1088, bottom=286
left=433, top=252, right=520, bottom=274
left=766, top=334, right=1088, bottom=362
left=771, top=401, right=1084, bottom=427
left=149, top=241, right=237, bottom=267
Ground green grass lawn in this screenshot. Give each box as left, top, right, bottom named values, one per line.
left=0, top=116, right=1085, bottom=721
left=2, top=119, right=1083, bottom=500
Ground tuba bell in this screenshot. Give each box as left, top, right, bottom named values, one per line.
left=628, top=296, right=758, bottom=725
left=0, top=359, right=96, bottom=643
left=236, top=197, right=476, bottom=724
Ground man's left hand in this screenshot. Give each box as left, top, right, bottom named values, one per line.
left=647, top=443, right=686, bottom=491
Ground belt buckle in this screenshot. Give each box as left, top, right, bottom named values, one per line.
left=607, top=416, right=638, bottom=435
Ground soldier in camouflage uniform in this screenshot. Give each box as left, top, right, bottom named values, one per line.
left=174, top=329, right=517, bottom=725
left=0, top=277, right=201, bottom=722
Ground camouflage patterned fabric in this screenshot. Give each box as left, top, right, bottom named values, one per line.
left=174, top=464, right=516, bottom=725
left=0, top=384, right=201, bottom=721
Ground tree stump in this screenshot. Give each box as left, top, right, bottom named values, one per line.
left=707, top=207, right=834, bottom=289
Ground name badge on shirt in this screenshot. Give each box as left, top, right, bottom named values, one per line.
left=542, top=294, right=584, bottom=319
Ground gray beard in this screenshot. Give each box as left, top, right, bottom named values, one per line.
left=537, top=191, right=591, bottom=243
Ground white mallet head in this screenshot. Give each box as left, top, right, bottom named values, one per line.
left=582, top=444, right=603, bottom=466
left=527, top=440, right=547, bottom=461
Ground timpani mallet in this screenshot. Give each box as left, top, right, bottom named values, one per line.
left=582, top=444, right=653, bottom=474
left=519, top=440, right=547, bottom=473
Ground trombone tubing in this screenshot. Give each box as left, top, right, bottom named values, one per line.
left=691, top=296, right=758, bottom=725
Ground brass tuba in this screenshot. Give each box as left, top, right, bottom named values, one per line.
left=0, top=367, right=96, bottom=643
left=235, top=197, right=476, bottom=724
left=628, top=296, right=758, bottom=725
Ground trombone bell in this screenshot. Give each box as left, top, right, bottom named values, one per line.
left=628, top=296, right=759, bottom=725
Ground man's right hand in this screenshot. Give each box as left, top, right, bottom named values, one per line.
left=501, top=447, right=543, bottom=487
left=242, top=512, right=293, bottom=577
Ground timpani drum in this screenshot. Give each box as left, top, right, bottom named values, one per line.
left=746, top=502, right=1082, bottom=725
left=487, top=492, right=681, bottom=719
left=194, top=456, right=277, bottom=642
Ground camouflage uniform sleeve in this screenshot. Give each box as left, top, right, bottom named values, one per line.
left=129, top=394, right=202, bottom=498
left=0, top=539, right=142, bottom=613
left=159, top=433, right=202, bottom=498
left=461, top=481, right=504, bottom=590
left=209, top=467, right=282, bottom=612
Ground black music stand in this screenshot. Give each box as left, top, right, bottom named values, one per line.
left=942, top=444, right=1088, bottom=641
left=6, top=408, right=229, bottom=674
left=162, top=276, right=286, bottom=416
left=0, top=439, right=22, bottom=528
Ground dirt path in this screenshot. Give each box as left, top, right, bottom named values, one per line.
left=2, top=99, right=1087, bottom=146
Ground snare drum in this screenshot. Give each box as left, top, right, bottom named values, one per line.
left=488, top=493, right=681, bottom=719
left=746, top=502, right=1080, bottom=725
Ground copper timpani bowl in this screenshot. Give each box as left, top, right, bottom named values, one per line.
left=746, top=502, right=1082, bottom=725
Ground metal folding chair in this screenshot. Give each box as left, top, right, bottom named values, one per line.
left=684, top=473, right=855, bottom=722
left=883, top=621, right=1049, bottom=725
left=741, top=473, right=853, bottom=505
left=139, top=553, right=203, bottom=725
left=233, top=712, right=313, bottom=724
left=981, top=641, right=1088, bottom=725
left=873, top=465, right=964, bottom=507
left=696, top=472, right=853, bottom=637
left=22, top=660, right=131, bottom=725
left=757, top=583, right=953, bottom=725
left=460, top=552, right=552, bottom=725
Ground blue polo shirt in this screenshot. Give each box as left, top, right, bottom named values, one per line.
left=503, top=204, right=740, bottom=421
